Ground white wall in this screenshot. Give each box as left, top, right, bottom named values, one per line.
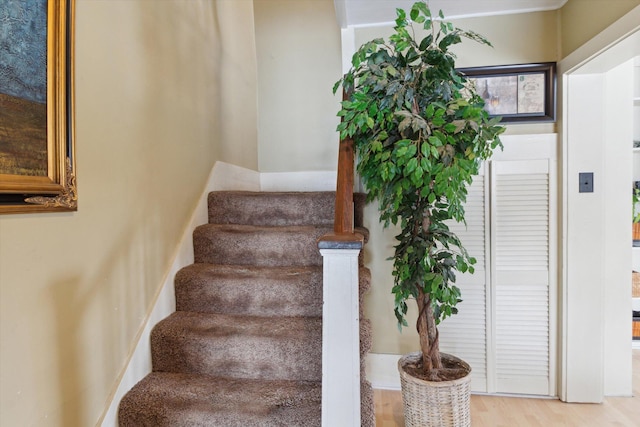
left=603, top=60, right=634, bottom=395
left=562, top=54, right=637, bottom=401
left=563, top=73, right=607, bottom=402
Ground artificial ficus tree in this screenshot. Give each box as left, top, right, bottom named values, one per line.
left=334, top=1, right=504, bottom=380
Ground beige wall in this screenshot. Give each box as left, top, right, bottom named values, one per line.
left=218, top=0, right=259, bottom=167
left=560, top=0, right=640, bottom=57
left=254, top=0, right=342, bottom=172
left=0, top=1, right=257, bottom=425
left=355, top=11, right=559, bottom=68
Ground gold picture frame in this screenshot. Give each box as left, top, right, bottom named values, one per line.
left=0, top=0, right=76, bottom=214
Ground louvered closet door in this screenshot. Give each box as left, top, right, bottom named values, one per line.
left=439, top=170, right=490, bottom=393
left=438, top=135, right=557, bottom=397
left=490, top=159, right=556, bottom=396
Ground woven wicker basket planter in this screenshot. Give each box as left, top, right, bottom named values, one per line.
left=398, top=352, right=472, bottom=427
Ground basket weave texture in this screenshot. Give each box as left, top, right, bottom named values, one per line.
left=398, top=352, right=472, bottom=427
left=633, top=271, right=640, bottom=298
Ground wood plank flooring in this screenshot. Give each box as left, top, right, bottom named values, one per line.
left=374, top=349, right=640, bottom=426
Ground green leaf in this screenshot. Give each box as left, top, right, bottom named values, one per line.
left=444, top=123, right=457, bottom=133
left=333, top=79, right=341, bottom=95
left=396, top=41, right=409, bottom=51
left=412, top=2, right=429, bottom=17
left=428, top=135, right=443, bottom=147
left=412, top=166, right=424, bottom=184
left=419, top=35, right=433, bottom=51
left=406, top=157, right=418, bottom=174
left=421, top=141, right=430, bottom=157
left=425, top=103, right=435, bottom=118
left=410, top=7, right=419, bottom=21
left=352, top=51, right=363, bottom=68
left=406, top=144, right=417, bottom=157
left=386, top=66, right=398, bottom=77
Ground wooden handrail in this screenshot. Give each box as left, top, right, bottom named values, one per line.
left=318, top=88, right=363, bottom=246
left=333, top=89, right=355, bottom=235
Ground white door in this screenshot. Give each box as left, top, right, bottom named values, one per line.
left=439, top=134, right=557, bottom=396
left=439, top=170, right=490, bottom=392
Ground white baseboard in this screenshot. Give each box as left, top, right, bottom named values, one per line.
left=99, top=162, right=260, bottom=427
left=211, top=161, right=261, bottom=192
left=366, top=353, right=402, bottom=390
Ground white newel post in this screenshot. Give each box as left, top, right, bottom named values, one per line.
left=318, top=241, right=362, bottom=427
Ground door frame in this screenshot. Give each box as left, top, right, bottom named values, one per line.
left=559, top=7, right=640, bottom=402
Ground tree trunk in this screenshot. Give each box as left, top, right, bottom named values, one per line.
left=416, top=288, right=442, bottom=377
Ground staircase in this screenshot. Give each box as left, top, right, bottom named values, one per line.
left=118, top=191, right=373, bottom=426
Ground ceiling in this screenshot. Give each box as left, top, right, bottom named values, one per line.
left=335, top=0, right=568, bottom=28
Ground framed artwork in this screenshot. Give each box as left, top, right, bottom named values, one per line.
left=458, top=63, right=556, bottom=124
left=0, top=0, right=76, bottom=214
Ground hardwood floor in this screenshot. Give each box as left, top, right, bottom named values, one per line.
left=374, top=349, right=640, bottom=426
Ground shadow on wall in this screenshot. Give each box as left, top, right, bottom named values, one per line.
left=137, top=0, right=224, bottom=170
left=47, top=210, right=170, bottom=426
left=49, top=275, right=84, bottom=427
left=362, top=202, right=420, bottom=355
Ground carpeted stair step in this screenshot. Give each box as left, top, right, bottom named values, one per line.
left=208, top=191, right=366, bottom=227
left=119, top=191, right=374, bottom=426
left=193, top=224, right=331, bottom=267
left=175, top=264, right=323, bottom=317
left=118, top=372, right=321, bottom=427
left=151, top=311, right=322, bottom=382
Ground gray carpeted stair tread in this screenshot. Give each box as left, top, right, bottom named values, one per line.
left=151, top=311, right=322, bottom=381
left=118, top=372, right=321, bottom=427
left=175, top=264, right=323, bottom=317
left=193, top=224, right=331, bottom=267
left=208, top=191, right=366, bottom=228
left=208, top=191, right=335, bottom=227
